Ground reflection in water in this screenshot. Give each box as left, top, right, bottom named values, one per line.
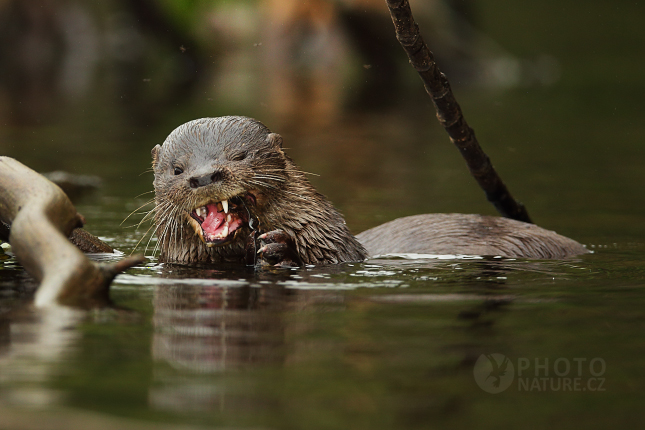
left=150, top=282, right=283, bottom=413
left=148, top=266, right=346, bottom=413
left=145, top=256, right=554, bottom=414
left=152, top=284, right=286, bottom=373
left=0, top=306, right=83, bottom=408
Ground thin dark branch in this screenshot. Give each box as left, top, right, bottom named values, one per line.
left=385, top=0, right=532, bottom=223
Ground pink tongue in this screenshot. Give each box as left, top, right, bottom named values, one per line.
left=201, top=204, right=225, bottom=235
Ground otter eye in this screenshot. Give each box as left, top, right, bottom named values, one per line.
left=174, top=167, right=184, bottom=175
left=231, top=151, right=247, bottom=162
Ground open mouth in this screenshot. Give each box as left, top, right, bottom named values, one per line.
left=189, top=197, right=249, bottom=247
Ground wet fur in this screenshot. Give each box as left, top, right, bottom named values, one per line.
left=152, top=116, right=367, bottom=264
left=356, top=214, right=588, bottom=259
left=152, top=116, right=588, bottom=264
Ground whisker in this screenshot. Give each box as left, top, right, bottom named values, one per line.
left=154, top=205, right=184, bottom=257
left=138, top=209, right=157, bottom=227
left=134, top=190, right=155, bottom=198
left=260, top=168, right=320, bottom=177
left=122, top=198, right=156, bottom=225
left=280, top=189, right=310, bottom=201
left=248, top=179, right=310, bottom=201
left=141, top=202, right=178, bottom=257
left=131, top=222, right=156, bottom=255
left=152, top=215, right=173, bottom=257
left=248, top=179, right=278, bottom=190
left=145, top=224, right=159, bottom=257
left=132, top=201, right=173, bottom=229
left=253, top=174, right=286, bottom=182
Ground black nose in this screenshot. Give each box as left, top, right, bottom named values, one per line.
left=189, top=170, right=224, bottom=189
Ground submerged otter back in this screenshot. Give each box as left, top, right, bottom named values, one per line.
left=356, top=213, right=589, bottom=259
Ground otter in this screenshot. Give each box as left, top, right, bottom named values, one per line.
left=152, top=116, right=588, bottom=266
left=152, top=116, right=367, bottom=266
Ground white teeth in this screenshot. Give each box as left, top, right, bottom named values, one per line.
left=222, top=199, right=229, bottom=213
left=196, top=206, right=208, bottom=218
left=226, top=214, right=231, bottom=223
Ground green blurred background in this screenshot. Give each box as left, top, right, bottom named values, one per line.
left=0, top=0, right=643, bottom=246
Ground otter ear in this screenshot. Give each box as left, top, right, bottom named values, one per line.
left=151, top=144, right=161, bottom=168
left=266, top=133, right=283, bottom=149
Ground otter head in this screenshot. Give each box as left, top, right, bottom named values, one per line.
left=151, top=116, right=287, bottom=258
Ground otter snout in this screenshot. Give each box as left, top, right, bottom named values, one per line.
left=189, top=170, right=224, bottom=189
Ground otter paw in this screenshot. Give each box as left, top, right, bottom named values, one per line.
left=257, top=230, right=301, bottom=267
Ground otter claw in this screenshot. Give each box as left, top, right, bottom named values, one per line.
left=256, top=229, right=301, bottom=267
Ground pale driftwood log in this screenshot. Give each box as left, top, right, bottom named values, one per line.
left=0, top=157, right=144, bottom=308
